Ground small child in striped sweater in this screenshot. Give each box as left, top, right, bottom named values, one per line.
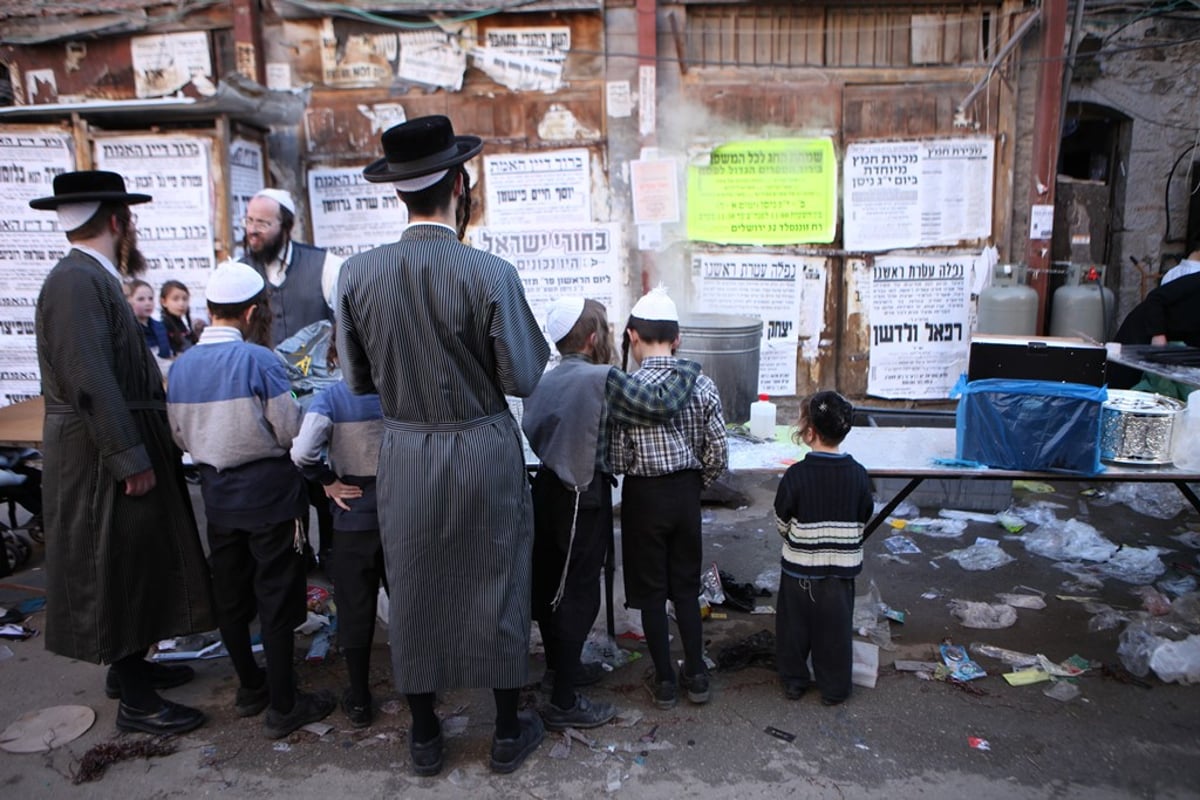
left=773, top=390, right=873, bottom=706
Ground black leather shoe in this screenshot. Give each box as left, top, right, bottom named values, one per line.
left=116, top=700, right=206, bottom=735
left=410, top=730, right=444, bottom=777
left=235, top=683, right=270, bottom=717
left=105, top=662, right=196, bottom=699
left=341, top=688, right=374, bottom=728
left=263, top=689, right=336, bottom=739
left=490, top=711, right=545, bottom=774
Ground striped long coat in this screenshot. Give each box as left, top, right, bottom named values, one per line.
left=338, top=224, right=549, bottom=693
left=35, top=249, right=214, bottom=664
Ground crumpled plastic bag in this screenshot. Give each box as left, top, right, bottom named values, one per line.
left=949, top=600, right=1018, bottom=629
left=1095, top=482, right=1190, bottom=520
left=1117, top=617, right=1196, bottom=677
left=852, top=580, right=893, bottom=650
left=753, top=568, right=780, bottom=594
left=944, top=538, right=1015, bottom=571
left=1022, top=518, right=1117, bottom=562
left=1147, top=634, right=1200, bottom=684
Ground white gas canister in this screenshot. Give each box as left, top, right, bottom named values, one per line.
left=749, top=394, right=777, bottom=440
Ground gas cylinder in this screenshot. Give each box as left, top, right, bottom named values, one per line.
left=1050, top=264, right=1115, bottom=342
left=977, top=264, right=1038, bottom=336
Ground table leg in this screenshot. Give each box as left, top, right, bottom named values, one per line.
left=864, top=478, right=924, bottom=539
left=1174, top=480, right=1200, bottom=516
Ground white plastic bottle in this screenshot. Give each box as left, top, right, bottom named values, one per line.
left=749, top=393, right=777, bottom=440
left=1172, top=390, right=1200, bottom=470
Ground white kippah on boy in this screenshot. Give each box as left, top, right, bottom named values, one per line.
left=207, top=260, right=266, bottom=304
left=630, top=286, right=678, bottom=322
left=545, top=296, right=586, bottom=343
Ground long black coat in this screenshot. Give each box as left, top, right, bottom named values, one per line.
left=35, top=249, right=214, bottom=664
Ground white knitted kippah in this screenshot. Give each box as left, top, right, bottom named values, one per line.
left=546, top=296, right=586, bottom=342
left=630, top=286, right=677, bottom=322
left=206, top=260, right=265, bottom=304
left=254, top=188, right=296, bottom=215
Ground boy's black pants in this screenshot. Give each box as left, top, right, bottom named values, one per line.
left=776, top=573, right=856, bottom=703
left=207, top=519, right=306, bottom=709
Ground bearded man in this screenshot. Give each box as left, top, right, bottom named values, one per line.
left=31, top=171, right=214, bottom=735
left=240, top=188, right=343, bottom=346
left=240, top=188, right=345, bottom=571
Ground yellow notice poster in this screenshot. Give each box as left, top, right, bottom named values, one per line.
left=687, top=138, right=837, bottom=245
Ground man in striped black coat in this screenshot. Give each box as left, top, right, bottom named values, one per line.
left=338, top=116, right=550, bottom=777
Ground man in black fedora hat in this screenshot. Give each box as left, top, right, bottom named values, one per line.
left=337, top=116, right=550, bottom=775
left=30, top=170, right=214, bottom=735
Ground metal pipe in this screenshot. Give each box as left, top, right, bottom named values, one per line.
left=958, top=8, right=1043, bottom=113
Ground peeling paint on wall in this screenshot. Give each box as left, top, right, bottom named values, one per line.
left=536, top=104, right=598, bottom=141
left=357, top=102, right=407, bottom=135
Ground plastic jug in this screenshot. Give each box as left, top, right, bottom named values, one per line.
left=749, top=394, right=777, bottom=440
left=1172, top=390, right=1200, bottom=470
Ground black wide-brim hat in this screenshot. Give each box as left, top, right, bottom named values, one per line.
left=362, top=115, right=483, bottom=184
left=29, top=170, right=151, bottom=210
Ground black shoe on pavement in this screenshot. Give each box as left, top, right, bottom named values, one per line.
left=262, top=690, right=336, bottom=739
left=341, top=688, right=373, bottom=728
left=410, top=730, right=444, bottom=777
left=116, top=700, right=206, bottom=735
left=680, top=671, right=711, bottom=704
left=235, top=683, right=270, bottom=717
left=105, top=662, right=195, bottom=699
left=782, top=680, right=807, bottom=701
left=540, top=693, right=617, bottom=731
left=490, top=711, right=545, bottom=774
left=642, top=668, right=677, bottom=710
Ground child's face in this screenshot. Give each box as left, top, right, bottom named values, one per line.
left=163, top=287, right=190, bottom=317
left=127, top=286, right=155, bottom=321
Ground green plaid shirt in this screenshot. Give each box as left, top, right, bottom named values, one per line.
left=592, top=354, right=701, bottom=474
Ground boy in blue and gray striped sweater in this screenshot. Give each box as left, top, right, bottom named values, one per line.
left=291, top=335, right=384, bottom=729
left=167, top=261, right=335, bottom=739
left=773, top=390, right=873, bottom=706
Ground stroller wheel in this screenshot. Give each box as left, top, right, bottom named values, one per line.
left=3, top=529, right=30, bottom=570
left=23, top=514, right=42, bottom=543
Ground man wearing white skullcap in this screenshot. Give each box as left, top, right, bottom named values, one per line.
left=167, top=259, right=337, bottom=739
left=241, top=187, right=344, bottom=571
left=240, top=187, right=344, bottom=346
left=30, top=170, right=214, bottom=735
left=522, top=296, right=700, bottom=732
left=609, top=286, right=727, bottom=711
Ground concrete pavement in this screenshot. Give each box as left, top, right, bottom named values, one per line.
left=1, top=474, right=1198, bottom=798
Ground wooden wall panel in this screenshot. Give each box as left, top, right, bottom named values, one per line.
left=843, top=82, right=980, bottom=139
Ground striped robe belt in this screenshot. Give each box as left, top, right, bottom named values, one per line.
left=46, top=400, right=167, bottom=414
left=383, top=409, right=509, bottom=433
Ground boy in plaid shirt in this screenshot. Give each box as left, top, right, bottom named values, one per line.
left=607, top=288, right=728, bottom=709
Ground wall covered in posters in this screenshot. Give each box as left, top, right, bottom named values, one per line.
left=483, top=148, right=592, bottom=228
left=228, top=139, right=265, bottom=252
left=692, top=253, right=827, bottom=396
left=93, top=135, right=216, bottom=315
left=843, top=137, right=995, bottom=252
left=865, top=253, right=984, bottom=400
left=0, top=129, right=75, bottom=406
left=686, top=138, right=837, bottom=246
left=307, top=166, right=409, bottom=257
left=470, top=223, right=622, bottom=348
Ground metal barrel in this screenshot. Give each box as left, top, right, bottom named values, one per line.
left=675, top=313, right=762, bottom=424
